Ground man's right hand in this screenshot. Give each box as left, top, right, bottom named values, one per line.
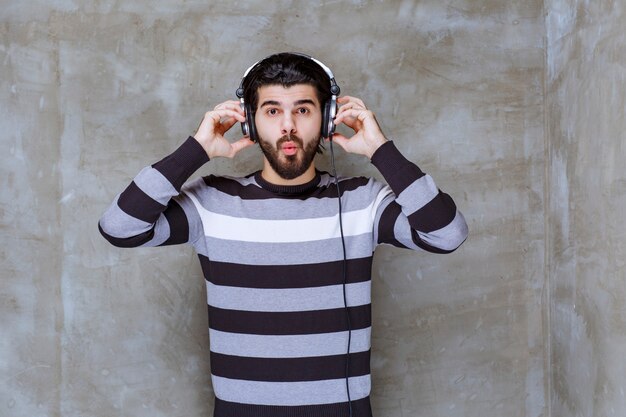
left=193, top=100, right=255, bottom=159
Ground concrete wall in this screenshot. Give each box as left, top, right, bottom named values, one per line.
left=546, top=1, right=626, bottom=416
left=1, top=1, right=546, bottom=416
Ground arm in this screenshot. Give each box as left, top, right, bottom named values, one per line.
left=370, top=141, right=468, bottom=253
left=98, top=137, right=209, bottom=247
left=332, top=96, right=468, bottom=253
left=98, top=100, right=254, bottom=248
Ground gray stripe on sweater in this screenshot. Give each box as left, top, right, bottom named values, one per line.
left=393, top=209, right=468, bottom=251
left=139, top=214, right=171, bottom=247
left=209, top=327, right=371, bottom=358
left=395, top=174, right=439, bottom=215
left=417, top=210, right=469, bottom=251
left=206, top=281, right=371, bottom=312
left=99, top=195, right=152, bottom=238
left=391, top=212, right=419, bottom=250
left=195, top=234, right=375, bottom=265
left=188, top=178, right=387, bottom=220
left=133, top=166, right=178, bottom=206
left=210, top=374, right=370, bottom=406
left=173, top=187, right=205, bottom=245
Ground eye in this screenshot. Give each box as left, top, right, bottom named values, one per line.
left=267, top=108, right=278, bottom=116
left=297, top=107, right=309, bottom=115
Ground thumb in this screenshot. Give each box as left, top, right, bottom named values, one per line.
left=330, top=133, right=350, bottom=152
left=230, top=137, right=255, bottom=156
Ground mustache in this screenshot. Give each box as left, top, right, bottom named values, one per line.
left=276, top=134, right=304, bottom=149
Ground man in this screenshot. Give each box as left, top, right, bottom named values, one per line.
left=99, top=52, right=468, bottom=417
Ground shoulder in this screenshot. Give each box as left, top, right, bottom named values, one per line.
left=182, top=172, right=276, bottom=201
left=201, top=173, right=256, bottom=190
left=317, top=171, right=390, bottom=198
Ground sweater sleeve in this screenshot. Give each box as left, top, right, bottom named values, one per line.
left=98, top=137, right=209, bottom=248
left=371, top=141, right=468, bottom=253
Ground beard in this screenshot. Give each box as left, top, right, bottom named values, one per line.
left=258, top=133, right=321, bottom=180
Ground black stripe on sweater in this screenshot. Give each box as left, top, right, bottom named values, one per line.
left=203, top=174, right=370, bottom=201
left=210, top=350, right=370, bottom=382
left=376, top=201, right=407, bottom=248
left=411, top=229, right=459, bottom=254
left=199, top=255, right=372, bottom=288
left=370, top=141, right=425, bottom=194
left=407, top=191, right=457, bottom=233
left=213, top=395, right=373, bottom=417
left=98, top=222, right=155, bottom=248
left=117, top=181, right=166, bottom=224
left=208, top=304, right=371, bottom=335
left=151, top=137, right=209, bottom=191
left=159, top=199, right=189, bottom=246
left=376, top=200, right=460, bottom=254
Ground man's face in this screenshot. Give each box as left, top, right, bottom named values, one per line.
left=254, top=84, right=322, bottom=180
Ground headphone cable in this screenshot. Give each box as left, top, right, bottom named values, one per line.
left=329, top=139, right=353, bottom=417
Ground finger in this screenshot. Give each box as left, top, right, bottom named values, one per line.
left=334, top=108, right=368, bottom=126
left=336, top=102, right=365, bottom=117
left=214, top=99, right=241, bottom=108
left=330, top=133, right=350, bottom=151
left=221, top=116, right=238, bottom=132
left=210, top=109, right=246, bottom=123
left=229, top=137, right=255, bottom=156
left=337, top=95, right=366, bottom=108
left=336, top=101, right=366, bottom=122
left=214, top=101, right=244, bottom=112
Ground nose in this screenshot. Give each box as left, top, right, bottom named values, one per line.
left=280, top=113, right=296, bottom=135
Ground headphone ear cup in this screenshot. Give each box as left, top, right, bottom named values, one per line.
left=245, top=103, right=258, bottom=142
left=322, top=99, right=336, bottom=139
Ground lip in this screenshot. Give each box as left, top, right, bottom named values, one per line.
left=281, top=142, right=299, bottom=156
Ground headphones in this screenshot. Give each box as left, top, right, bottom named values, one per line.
left=235, top=52, right=341, bottom=142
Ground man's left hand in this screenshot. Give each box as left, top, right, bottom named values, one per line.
left=330, top=96, right=388, bottom=159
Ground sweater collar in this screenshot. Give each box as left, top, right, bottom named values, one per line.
left=254, top=170, right=321, bottom=195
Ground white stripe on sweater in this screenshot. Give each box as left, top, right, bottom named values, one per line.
left=187, top=188, right=389, bottom=243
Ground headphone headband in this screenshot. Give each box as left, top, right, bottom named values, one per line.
left=236, top=52, right=340, bottom=98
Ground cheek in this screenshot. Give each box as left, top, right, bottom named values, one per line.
left=254, top=116, right=277, bottom=134
left=304, top=114, right=323, bottom=132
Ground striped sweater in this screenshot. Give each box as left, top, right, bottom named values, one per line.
left=98, top=137, right=468, bottom=417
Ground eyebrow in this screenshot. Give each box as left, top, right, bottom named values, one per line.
left=259, top=99, right=317, bottom=108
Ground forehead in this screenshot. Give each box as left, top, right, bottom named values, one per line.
left=256, top=84, right=320, bottom=107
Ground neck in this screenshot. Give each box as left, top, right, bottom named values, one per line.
left=261, top=160, right=317, bottom=186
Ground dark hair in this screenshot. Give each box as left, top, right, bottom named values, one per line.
left=242, top=53, right=332, bottom=112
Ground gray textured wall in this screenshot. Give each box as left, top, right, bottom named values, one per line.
left=1, top=1, right=547, bottom=416
left=546, top=1, right=626, bottom=416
